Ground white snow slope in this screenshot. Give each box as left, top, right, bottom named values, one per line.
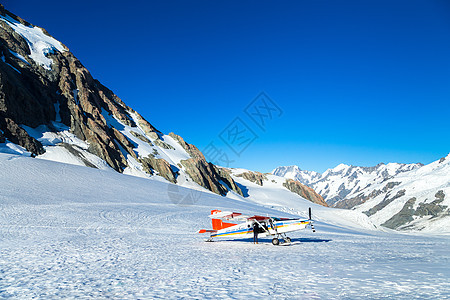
left=1, top=153, right=449, bottom=299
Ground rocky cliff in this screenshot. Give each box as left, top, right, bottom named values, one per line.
left=0, top=4, right=242, bottom=197
left=228, top=168, right=328, bottom=207
left=235, top=171, right=267, bottom=186
left=282, top=179, right=328, bottom=207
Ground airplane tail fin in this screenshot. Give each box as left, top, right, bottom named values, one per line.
left=211, top=209, right=237, bottom=230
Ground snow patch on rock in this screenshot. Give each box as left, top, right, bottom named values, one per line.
left=0, top=13, right=66, bottom=70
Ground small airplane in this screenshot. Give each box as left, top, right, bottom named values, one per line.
left=198, top=208, right=316, bottom=245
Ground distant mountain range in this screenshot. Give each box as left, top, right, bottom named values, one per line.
left=273, top=162, right=423, bottom=206
left=273, top=155, right=449, bottom=232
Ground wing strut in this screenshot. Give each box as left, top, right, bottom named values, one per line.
left=254, top=219, right=272, bottom=236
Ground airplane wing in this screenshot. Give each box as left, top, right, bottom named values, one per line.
left=209, top=210, right=270, bottom=222
left=247, top=215, right=271, bottom=221
left=208, top=211, right=249, bottom=220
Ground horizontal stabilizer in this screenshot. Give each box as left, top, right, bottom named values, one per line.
left=198, top=229, right=217, bottom=234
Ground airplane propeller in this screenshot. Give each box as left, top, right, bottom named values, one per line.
left=309, top=207, right=316, bottom=233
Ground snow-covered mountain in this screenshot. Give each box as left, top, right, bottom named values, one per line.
left=0, top=3, right=447, bottom=235
left=0, top=4, right=237, bottom=196
left=273, top=157, right=450, bottom=232
left=273, top=162, right=422, bottom=206
left=342, top=154, right=450, bottom=232
left=0, top=4, right=325, bottom=207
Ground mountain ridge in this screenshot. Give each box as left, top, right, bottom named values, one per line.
left=0, top=4, right=241, bottom=197
left=273, top=161, right=423, bottom=205
left=273, top=155, right=449, bottom=231
left=0, top=4, right=324, bottom=207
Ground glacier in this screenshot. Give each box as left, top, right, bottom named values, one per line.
left=1, top=153, right=449, bottom=299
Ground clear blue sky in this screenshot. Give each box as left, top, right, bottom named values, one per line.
left=6, top=0, right=450, bottom=172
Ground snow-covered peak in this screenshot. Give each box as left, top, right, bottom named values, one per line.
left=272, top=165, right=301, bottom=179
left=0, top=13, right=66, bottom=70
left=322, top=163, right=352, bottom=177
left=332, top=163, right=350, bottom=172
left=272, top=165, right=321, bottom=186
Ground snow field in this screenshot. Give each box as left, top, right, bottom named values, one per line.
left=1, top=154, right=449, bottom=299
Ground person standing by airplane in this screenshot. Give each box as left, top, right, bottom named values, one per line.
left=253, top=222, right=260, bottom=244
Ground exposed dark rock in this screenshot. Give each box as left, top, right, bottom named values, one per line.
left=439, top=157, right=446, bottom=163
left=283, top=179, right=328, bottom=207
left=414, top=190, right=447, bottom=218
left=382, top=182, right=401, bottom=193
left=82, top=118, right=128, bottom=172
left=435, top=190, right=445, bottom=201
left=0, top=129, right=5, bottom=143
left=94, top=80, right=136, bottom=127
left=324, top=183, right=353, bottom=206
left=337, top=184, right=352, bottom=201
left=180, top=158, right=243, bottom=196
left=181, top=158, right=227, bottom=196
left=381, top=197, right=416, bottom=229
left=130, top=130, right=153, bottom=145
left=140, top=155, right=177, bottom=184
left=0, top=117, right=44, bottom=155
left=110, top=127, right=138, bottom=160
left=333, top=194, right=365, bottom=209
left=58, top=143, right=97, bottom=168
left=348, top=171, right=358, bottom=182
left=132, top=111, right=160, bottom=137
left=333, top=188, right=380, bottom=209
left=364, top=189, right=406, bottom=217
left=170, top=133, right=243, bottom=196
left=334, top=182, right=402, bottom=210
left=216, top=167, right=244, bottom=196
left=382, top=191, right=448, bottom=230
left=154, top=138, right=175, bottom=150
left=0, top=49, right=57, bottom=128
left=168, top=132, right=204, bottom=160
left=235, top=171, right=267, bottom=186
